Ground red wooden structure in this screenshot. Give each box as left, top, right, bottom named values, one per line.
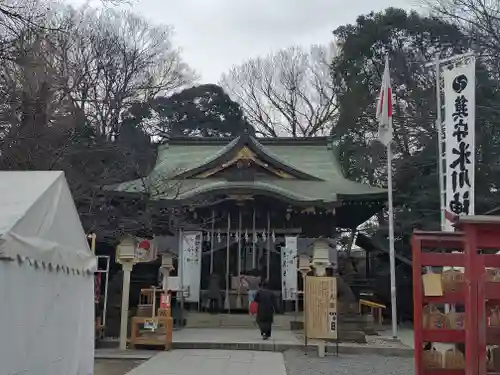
left=412, top=216, right=500, bottom=375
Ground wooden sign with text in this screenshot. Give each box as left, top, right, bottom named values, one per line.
left=304, top=276, right=338, bottom=340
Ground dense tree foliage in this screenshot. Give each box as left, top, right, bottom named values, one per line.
left=129, top=84, right=254, bottom=139
left=330, top=8, right=500, bottom=248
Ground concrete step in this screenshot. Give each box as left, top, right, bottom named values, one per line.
left=185, top=313, right=293, bottom=330
left=183, top=313, right=368, bottom=342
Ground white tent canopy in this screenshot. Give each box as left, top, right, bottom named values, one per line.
left=0, top=171, right=96, bottom=375
left=0, top=171, right=96, bottom=272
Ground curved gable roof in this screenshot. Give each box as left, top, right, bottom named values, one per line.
left=152, top=135, right=347, bottom=182
left=167, top=134, right=322, bottom=180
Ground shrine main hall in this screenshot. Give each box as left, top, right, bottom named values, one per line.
left=110, top=134, right=387, bottom=316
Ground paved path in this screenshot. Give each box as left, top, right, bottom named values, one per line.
left=97, top=327, right=412, bottom=358
left=379, top=325, right=415, bottom=348
left=174, top=328, right=297, bottom=345
left=124, top=349, right=287, bottom=375
left=283, top=350, right=413, bottom=375
left=94, top=359, right=144, bottom=375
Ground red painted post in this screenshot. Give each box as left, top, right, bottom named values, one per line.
left=412, top=236, right=423, bottom=375
left=464, top=224, right=479, bottom=375
left=473, top=226, right=487, bottom=375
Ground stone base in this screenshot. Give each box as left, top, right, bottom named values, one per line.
left=340, top=314, right=377, bottom=335
left=289, top=313, right=373, bottom=342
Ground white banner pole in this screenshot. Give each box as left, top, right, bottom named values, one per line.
left=435, top=56, right=446, bottom=231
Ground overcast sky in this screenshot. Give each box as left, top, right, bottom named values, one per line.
left=66, top=0, right=415, bottom=83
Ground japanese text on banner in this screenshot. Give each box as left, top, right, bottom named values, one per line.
left=443, top=59, right=475, bottom=230
left=281, top=237, right=298, bottom=301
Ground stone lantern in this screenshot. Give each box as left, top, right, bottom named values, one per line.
left=116, top=236, right=138, bottom=350
left=160, top=252, right=175, bottom=292
left=311, top=238, right=331, bottom=276
left=298, top=254, right=311, bottom=278
left=116, top=236, right=137, bottom=261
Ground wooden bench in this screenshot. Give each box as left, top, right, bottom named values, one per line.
left=358, top=299, right=386, bottom=327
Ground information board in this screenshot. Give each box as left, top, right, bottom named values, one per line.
left=304, top=276, right=337, bottom=340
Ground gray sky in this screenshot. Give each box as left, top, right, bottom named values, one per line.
left=66, top=0, right=414, bottom=83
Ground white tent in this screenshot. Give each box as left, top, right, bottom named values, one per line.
left=0, top=171, right=96, bottom=375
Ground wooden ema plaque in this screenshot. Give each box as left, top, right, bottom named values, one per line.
left=304, top=276, right=337, bottom=340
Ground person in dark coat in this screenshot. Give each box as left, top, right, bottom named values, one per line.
left=254, top=279, right=278, bottom=339
left=207, top=273, right=221, bottom=314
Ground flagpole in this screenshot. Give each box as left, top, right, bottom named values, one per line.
left=387, top=130, right=398, bottom=339
left=378, top=54, right=397, bottom=339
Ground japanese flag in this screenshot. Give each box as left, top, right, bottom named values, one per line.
left=376, top=55, right=393, bottom=147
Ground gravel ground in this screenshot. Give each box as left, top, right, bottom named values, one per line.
left=283, top=349, right=413, bottom=375
left=93, top=359, right=144, bottom=375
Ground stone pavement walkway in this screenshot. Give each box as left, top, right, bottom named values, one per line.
left=124, top=349, right=287, bottom=375
left=96, top=328, right=413, bottom=358
left=174, top=328, right=296, bottom=348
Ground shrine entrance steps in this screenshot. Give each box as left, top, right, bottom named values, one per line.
left=183, top=313, right=368, bottom=343
left=184, top=312, right=292, bottom=330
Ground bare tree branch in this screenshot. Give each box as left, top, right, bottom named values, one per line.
left=428, top=0, right=500, bottom=75
left=220, top=44, right=338, bottom=137
left=50, top=6, right=197, bottom=139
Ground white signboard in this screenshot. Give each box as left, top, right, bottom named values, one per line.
left=181, top=231, right=202, bottom=303
left=443, top=58, right=475, bottom=231
left=281, top=236, right=298, bottom=301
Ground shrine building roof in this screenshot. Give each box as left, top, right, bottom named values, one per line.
left=110, top=135, right=387, bottom=208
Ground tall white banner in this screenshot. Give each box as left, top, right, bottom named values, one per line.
left=181, top=231, right=202, bottom=303
left=443, top=58, right=475, bottom=231
left=281, top=236, right=298, bottom=301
